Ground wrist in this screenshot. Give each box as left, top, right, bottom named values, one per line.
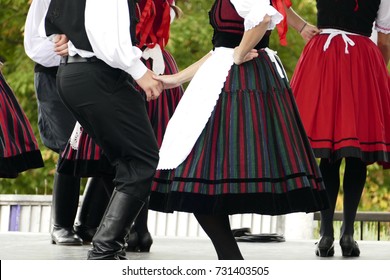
left=299, top=22, right=307, bottom=34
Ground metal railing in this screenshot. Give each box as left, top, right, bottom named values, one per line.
left=313, top=211, right=390, bottom=241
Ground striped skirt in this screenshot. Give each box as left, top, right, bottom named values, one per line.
left=57, top=50, right=184, bottom=177
left=0, top=72, right=44, bottom=178
left=150, top=50, right=329, bottom=215
left=291, top=34, right=390, bottom=166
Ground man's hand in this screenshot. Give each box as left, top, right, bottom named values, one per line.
left=53, top=34, right=69, bottom=56
left=135, top=69, right=163, bottom=101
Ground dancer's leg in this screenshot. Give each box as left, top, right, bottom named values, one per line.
left=194, top=213, right=244, bottom=260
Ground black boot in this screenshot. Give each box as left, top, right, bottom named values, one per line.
left=74, top=177, right=113, bottom=243
left=51, top=172, right=83, bottom=245
left=126, top=197, right=153, bottom=252
left=87, top=189, right=144, bottom=260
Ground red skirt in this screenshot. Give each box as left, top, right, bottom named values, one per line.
left=0, top=72, right=44, bottom=178
left=291, top=34, right=390, bottom=167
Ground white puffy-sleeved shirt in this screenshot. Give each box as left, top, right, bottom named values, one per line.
left=36, top=0, right=147, bottom=80
left=230, top=0, right=283, bottom=31
left=24, top=0, right=61, bottom=67
left=375, top=0, right=390, bottom=34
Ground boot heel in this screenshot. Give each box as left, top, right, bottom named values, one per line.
left=340, top=245, right=353, bottom=257
left=316, top=245, right=335, bottom=257
left=315, top=236, right=335, bottom=257
left=139, top=243, right=152, bottom=252
left=340, top=235, right=360, bottom=257
left=138, top=232, right=153, bottom=252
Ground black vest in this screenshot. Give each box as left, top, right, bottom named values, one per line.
left=45, top=0, right=139, bottom=52
left=209, top=0, right=270, bottom=49
left=317, top=0, right=381, bottom=37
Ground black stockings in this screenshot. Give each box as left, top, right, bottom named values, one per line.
left=194, top=213, right=244, bottom=260
left=319, top=158, right=367, bottom=237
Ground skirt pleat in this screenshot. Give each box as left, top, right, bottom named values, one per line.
left=0, top=72, right=44, bottom=178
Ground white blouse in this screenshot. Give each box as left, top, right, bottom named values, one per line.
left=230, top=0, right=283, bottom=31
left=375, top=0, right=390, bottom=34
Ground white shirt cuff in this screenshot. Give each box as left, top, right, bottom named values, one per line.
left=125, top=60, right=148, bottom=80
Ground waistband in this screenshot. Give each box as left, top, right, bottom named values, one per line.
left=60, top=55, right=100, bottom=64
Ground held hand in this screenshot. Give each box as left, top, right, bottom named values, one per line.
left=153, top=73, right=181, bottom=90
left=300, top=23, right=320, bottom=43
left=53, top=34, right=69, bottom=56
left=135, top=69, right=163, bottom=102
left=233, top=48, right=258, bottom=65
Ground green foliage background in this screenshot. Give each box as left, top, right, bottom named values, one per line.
left=0, top=0, right=389, bottom=213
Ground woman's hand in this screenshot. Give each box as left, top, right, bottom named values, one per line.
left=153, top=73, right=182, bottom=90
left=233, top=48, right=259, bottom=65
left=300, top=23, right=320, bottom=42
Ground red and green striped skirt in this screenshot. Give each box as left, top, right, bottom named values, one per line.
left=0, top=72, right=44, bottom=178
left=150, top=50, right=329, bottom=215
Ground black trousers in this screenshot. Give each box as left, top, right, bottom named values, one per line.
left=56, top=60, right=159, bottom=200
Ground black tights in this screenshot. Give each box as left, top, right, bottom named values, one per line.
left=194, top=214, right=244, bottom=260
left=319, top=158, right=367, bottom=237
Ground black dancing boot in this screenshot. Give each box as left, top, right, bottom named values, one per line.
left=87, top=189, right=144, bottom=260
left=126, top=197, right=153, bottom=252
left=51, top=172, right=83, bottom=245
left=74, top=177, right=113, bottom=244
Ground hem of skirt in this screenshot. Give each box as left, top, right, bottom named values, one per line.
left=149, top=188, right=329, bottom=215
left=0, top=150, right=44, bottom=178
left=313, top=147, right=390, bottom=167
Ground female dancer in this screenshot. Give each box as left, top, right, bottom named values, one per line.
left=150, top=0, right=328, bottom=259
left=290, top=0, right=390, bottom=257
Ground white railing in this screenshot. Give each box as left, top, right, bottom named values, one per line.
left=0, top=195, right=312, bottom=239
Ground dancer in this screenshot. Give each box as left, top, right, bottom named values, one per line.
left=24, top=0, right=109, bottom=245
left=58, top=0, right=184, bottom=250
left=0, top=61, right=44, bottom=178
left=43, top=0, right=162, bottom=259
left=290, top=0, right=390, bottom=257
left=150, top=0, right=328, bottom=260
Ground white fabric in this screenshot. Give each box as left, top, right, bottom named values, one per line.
left=264, top=48, right=285, bottom=79
left=157, top=47, right=234, bottom=170
left=24, top=0, right=61, bottom=67
left=84, top=0, right=147, bottom=80
left=69, top=122, right=82, bottom=150
left=375, top=0, right=390, bottom=34
left=230, top=0, right=283, bottom=31
left=142, top=44, right=165, bottom=75
left=321, top=28, right=362, bottom=54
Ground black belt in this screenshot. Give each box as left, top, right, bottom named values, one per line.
left=60, top=55, right=100, bottom=64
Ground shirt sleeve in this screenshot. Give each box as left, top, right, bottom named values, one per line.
left=375, top=0, right=390, bottom=34
left=230, top=0, right=283, bottom=31
left=24, top=0, right=61, bottom=67
left=84, top=0, right=147, bottom=80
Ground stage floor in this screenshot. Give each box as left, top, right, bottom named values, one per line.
left=0, top=232, right=389, bottom=260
